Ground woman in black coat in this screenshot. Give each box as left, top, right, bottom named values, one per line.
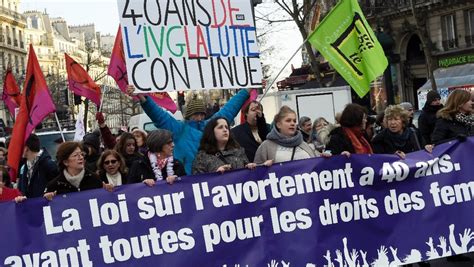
left=97, top=150, right=128, bottom=188
left=431, top=89, right=473, bottom=145
left=372, top=105, right=421, bottom=158
left=128, top=129, right=186, bottom=186
left=44, top=142, right=104, bottom=200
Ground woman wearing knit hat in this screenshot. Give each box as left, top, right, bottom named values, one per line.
left=127, top=129, right=185, bottom=186
left=127, top=85, right=252, bottom=175
left=418, top=90, right=443, bottom=145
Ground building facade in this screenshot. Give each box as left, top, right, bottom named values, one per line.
left=363, top=0, right=474, bottom=108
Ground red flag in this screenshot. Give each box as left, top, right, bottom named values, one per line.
left=7, top=45, right=56, bottom=181
left=108, top=26, right=177, bottom=113
left=65, top=53, right=102, bottom=107
left=240, top=89, right=258, bottom=124
left=2, top=69, right=22, bottom=119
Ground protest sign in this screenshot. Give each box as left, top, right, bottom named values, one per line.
left=1, top=138, right=473, bottom=266
left=116, top=0, right=263, bottom=93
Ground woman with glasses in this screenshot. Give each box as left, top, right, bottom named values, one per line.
left=97, top=150, right=128, bottom=189
left=44, top=142, right=104, bottom=200
left=127, top=129, right=186, bottom=186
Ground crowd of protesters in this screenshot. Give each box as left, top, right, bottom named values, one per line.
left=0, top=88, right=472, bottom=202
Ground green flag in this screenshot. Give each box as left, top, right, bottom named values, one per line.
left=308, top=0, right=388, bottom=98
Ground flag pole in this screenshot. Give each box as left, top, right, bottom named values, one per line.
left=99, top=85, right=106, bottom=113
left=258, top=34, right=313, bottom=102
left=54, top=112, right=66, bottom=142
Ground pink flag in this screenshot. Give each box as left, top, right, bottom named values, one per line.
left=2, top=69, right=21, bottom=119
left=108, top=26, right=177, bottom=113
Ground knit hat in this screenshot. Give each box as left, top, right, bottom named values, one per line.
left=185, top=98, right=206, bottom=119
left=399, top=102, right=413, bottom=111
left=83, top=132, right=100, bottom=152
left=426, top=90, right=441, bottom=105
left=147, top=129, right=173, bottom=153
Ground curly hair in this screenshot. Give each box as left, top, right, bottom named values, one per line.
left=198, top=117, right=240, bottom=154
left=384, top=105, right=410, bottom=127
left=97, top=149, right=127, bottom=176
left=56, top=141, right=83, bottom=171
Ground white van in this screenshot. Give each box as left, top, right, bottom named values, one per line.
left=129, top=110, right=184, bottom=132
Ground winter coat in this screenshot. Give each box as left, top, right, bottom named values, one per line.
left=254, top=140, right=316, bottom=164
left=18, top=149, right=59, bottom=198
left=192, top=148, right=249, bottom=175
left=141, top=89, right=249, bottom=174
left=326, top=127, right=356, bottom=155
left=418, top=105, right=442, bottom=144
left=127, top=156, right=186, bottom=183
left=45, top=169, right=103, bottom=195
left=431, top=117, right=474, bottom=145
left=371, top=128, right=421, bottom=154
left=231, top=116, right=270, bottom=162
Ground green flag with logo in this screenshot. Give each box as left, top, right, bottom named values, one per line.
left=308, top=0, right=388, bottom=98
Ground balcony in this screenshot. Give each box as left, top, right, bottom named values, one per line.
left=0, top=6, right=26, bottom=24
left=442, top=39, right=458, bottom=50
left=362, top=0, right=442, bottom=17
left=466, top=35, right=474, bottom=47
left=7, top=37, right=11, bottom=45
left=13, top=39, right=18, bottom=47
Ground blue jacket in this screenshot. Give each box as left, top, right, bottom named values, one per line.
left=141, top=89, right=250, bottom=174
left=18, top=149, right=59, bottom=198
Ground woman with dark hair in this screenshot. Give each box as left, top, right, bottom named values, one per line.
left=97, top=150, right=128, bottom=188
left=44, top=142, right=103, bottom=200
left=114, top=132, right=143, bottom=169
left=132, top=129, right=148, bottom=155
left=327, top=103, right=373, bottom=155
left=431, top=89, right=473, bottom=145
left=255, top=106, right=320, bottom=164
left=128, top=129, right=186, bottom=186
left=371, top=105, right=421, bottom=158
left=192, top=117, right=256, bottom=174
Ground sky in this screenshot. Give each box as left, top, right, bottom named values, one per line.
left=19, top=0, right=302, bottom=83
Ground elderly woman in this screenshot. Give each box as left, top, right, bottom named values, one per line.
left=44, top=142, right=103, bottom=200
left=327, top=104, right=373, bottom=155
left=115, top=132, right=143, bottom=169
left=192, top=117, right=257, bottom=174
left=97, top=150, right=128, bottom=188
left=431, top=89, right=473, bottom=145
left=309, top=117, right=335, bottom=152
left=255, top=106, right=318, bottom=164
left=128, top=129, right=186, bottom=186
left=371, top=105, right=421, bottom=158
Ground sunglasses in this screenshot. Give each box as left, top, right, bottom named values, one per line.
left=104, top=159, right=118, bottom=165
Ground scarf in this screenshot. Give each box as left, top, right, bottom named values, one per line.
left=266, top=127, right=303, bottom=147
left=343, top=127, right=373, bottom=154
left=454, top=113, right=474, bottom=127
left=63, top=169, right=85, bottom=188
left=387, top=128, right=411, bottom=148
left=106, top=172, right=122, bottom=186
left=148, top=152, right=174, bottom=181
left=26, top=150, right=43, bottom=185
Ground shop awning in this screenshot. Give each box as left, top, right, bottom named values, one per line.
left=418, top=63, right=474, bottom=91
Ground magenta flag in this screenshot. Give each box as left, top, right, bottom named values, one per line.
left=2, top=69, right=21, bottom=118
left=108, top=26, right=177, bottom=113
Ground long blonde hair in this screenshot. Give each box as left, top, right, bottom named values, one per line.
left=437, top=90, right=472, bottom=120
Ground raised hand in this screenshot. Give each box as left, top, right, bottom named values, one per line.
left=437, top=236, right=451, bottom=257
left=267, top=260, right=279, bottom=267
left=280, top=260, right=290, bottom=267
left=459, top=228, right=474, bottom=252
left=335, top=249, right=344, bottom=267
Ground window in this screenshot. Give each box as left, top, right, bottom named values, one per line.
left=441, top=14, right=457, bottom=50
left=468, top=9, right=474, bottom=46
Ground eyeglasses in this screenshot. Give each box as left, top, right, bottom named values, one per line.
left=70, top=152, right=86, bottom=159
left=104, top=159, right=118, bottom=165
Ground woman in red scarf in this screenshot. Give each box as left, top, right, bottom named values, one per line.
left=327, top=104, right=373, bottom=155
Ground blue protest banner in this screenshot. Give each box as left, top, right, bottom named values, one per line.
left=1, top=138, right=473, bottom=266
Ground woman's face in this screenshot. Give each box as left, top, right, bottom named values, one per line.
left=214, top=119, right=230, bottom=145
left=161, top=140, right=174, bottom=158
left=0, top=151, right=5, bottom=161
left=64, top=148, right=85, bottom=173
left=301, top=121, right=312, bottom=134
left=125, top=138, right=136, bottom=155
left=103, top=154, right=120, bottom=175
left=459, top=99, right=473, bottom=114
left=387, top=116, right=404, bottom=134
left=314, top=119, right=328, bottom=132
left=133, top=132, right=144, bottom=147
left=277, top=113, right=297, bottom=137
